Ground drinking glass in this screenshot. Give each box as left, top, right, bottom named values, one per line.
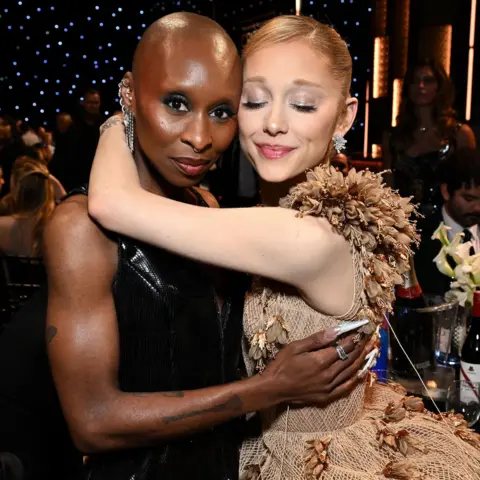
left=445, top=380, right=480, bottom=427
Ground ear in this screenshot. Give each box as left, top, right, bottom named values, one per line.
left=119, top=72, right=136, bottom=115
left=440, top=183, right=450, bottom=202
left=334, top=96, right=358, bottom=138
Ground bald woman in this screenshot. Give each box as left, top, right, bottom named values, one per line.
left=42, top=13, right=368, bottom=479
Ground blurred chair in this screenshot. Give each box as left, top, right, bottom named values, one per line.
left=0, top=256, right=46, bottom=331
left=0, top=452, right=23, bottom=480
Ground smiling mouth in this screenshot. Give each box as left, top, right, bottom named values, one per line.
left=255, top=144, right=297, bottom=160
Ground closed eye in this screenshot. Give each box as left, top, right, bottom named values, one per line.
left=290, top=104, right=317, bottom=113
left=242, top=101, right=267, bottom=110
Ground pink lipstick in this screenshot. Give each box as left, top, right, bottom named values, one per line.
left=256, top=143, right=296, bottom=160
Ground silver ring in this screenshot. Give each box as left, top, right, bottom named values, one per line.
left=336, top=345, right=348, bottom=361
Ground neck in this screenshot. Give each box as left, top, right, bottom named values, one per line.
left=444, top=202, right=465, bottom=228
left=133, top=143, right=185, bottom=201
left=414, top=105, right=434, bottom=128
left=259, top=172, right=307, bottom=206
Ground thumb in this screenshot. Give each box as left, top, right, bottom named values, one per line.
left=291, top=327, right=339, bottom=354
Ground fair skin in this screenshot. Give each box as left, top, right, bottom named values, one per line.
left=89, top=40, right=358, bottom=316
left=382, top=66, right=476, bottom=172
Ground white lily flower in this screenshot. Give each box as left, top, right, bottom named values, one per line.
left=469, top=253, right=480, bottom=285
left=432, top=222, right=452, bottom=247
left=444, top=233, right=471, bottom=264
left=433, top=247, right=455, bottom=278
left=453, top=264, right=476, bottom=289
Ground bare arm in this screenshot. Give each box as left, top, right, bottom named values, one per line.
left=456, top=123, right=477, bottom=149
left=88, top=121, right=350, bottom=295
left=45, top=196, right=371, bottom=453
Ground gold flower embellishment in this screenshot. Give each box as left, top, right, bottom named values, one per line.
left=249, top=315, right=290, bottom=373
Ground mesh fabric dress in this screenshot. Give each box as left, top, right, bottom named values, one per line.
left=239, top=166, right=480, bottom=480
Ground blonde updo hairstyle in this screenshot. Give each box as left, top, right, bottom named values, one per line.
left=243, top=15, right=353, bottom=162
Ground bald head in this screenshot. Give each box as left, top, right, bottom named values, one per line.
left=133, top=12, right=238, bottom=79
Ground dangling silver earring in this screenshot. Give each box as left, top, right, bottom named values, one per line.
left=333, top=135, right=347, bottom=154
left=118, top=80, right=135, bottom=154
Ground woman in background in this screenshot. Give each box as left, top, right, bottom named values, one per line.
left=0, top=157, right=56, bottom=256
left=382, top=58, right=476, bottom=216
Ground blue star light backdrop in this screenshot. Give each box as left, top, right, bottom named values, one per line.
left=0, top=0, right=373, bottom=152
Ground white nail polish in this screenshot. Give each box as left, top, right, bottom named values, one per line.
left=334, top=318, right=370, bottom=336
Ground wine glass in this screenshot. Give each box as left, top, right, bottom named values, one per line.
left=445, top=380, right=480, bottom=427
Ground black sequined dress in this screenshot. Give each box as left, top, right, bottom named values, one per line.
left=69, top=186, right=247, bottom=480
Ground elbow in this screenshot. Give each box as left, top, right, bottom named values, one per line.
left=70, top=416, right=119, bottom=454
left=87, top=191, right=118, bottom=231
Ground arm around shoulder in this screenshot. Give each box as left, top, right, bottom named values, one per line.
left=44, top=197, right=286, bottom=452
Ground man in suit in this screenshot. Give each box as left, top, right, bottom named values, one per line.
left=415, top=148, right=480, bottom=297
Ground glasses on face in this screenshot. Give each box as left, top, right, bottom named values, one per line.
left=412, top=75, right=437, bottom=86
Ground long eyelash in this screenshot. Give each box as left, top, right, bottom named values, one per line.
left=242, top=101, right=266, bottom=110
left=163, top=93, right=189, bottom=109
left=292, top=104, right=317, bottom=113
left=212, top=105, right=236, bottom=118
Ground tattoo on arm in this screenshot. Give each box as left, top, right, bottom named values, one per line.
left=162, top=395, right=243, bottom=424
left=132, top=391, right=185, bottom=398
left=100, top=115, right=124, bottom=136
left=46, top=325, right=58, bottom=344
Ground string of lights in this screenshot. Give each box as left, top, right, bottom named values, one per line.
left=0, top=0, right=373, bottom=152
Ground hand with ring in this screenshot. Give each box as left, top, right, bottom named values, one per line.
left=262, top=326, right=376, bottom=408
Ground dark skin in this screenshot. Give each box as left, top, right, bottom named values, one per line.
left=45, top=12, right=373, bottom=454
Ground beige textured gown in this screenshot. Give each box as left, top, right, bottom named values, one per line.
left=239, top=165, right=480, bottom=480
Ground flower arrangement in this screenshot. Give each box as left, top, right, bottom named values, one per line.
left=433, top=222, right=480, bottom=307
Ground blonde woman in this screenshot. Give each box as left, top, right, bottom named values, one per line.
left=90, top=16, right=480, bottom=479
left=0, top=157, right=56, bottom=256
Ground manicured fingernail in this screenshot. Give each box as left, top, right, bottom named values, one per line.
left=324, top=327, right=339, bottom=342
left=358, top=370, right=368, bottom=379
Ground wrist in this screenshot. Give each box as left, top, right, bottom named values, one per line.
left=244, top=371, right=285, bottom=411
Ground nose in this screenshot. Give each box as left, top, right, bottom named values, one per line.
left=263, top=103, right=288, bottom=137
left=471, top=201, right=480, bottom=214
left=181, top=112, right=213, bottom=154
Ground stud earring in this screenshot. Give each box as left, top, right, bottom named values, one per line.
left=118, top=79, right=135, bottom=154
left=333, top=135, right=347, bottom=154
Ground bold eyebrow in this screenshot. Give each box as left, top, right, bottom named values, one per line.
left=244, top=76, right=325, bottom=90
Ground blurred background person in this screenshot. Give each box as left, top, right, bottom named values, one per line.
left=330, top=152, right=350, bottom=174
left=49, top=89, right=104, bottom=192
left=382, top=58, right=476, bottom=216
left=0, top=116, right=25, bottom=198
left=415, top=148, right=480, bottom=298
left=0, top=157, right=57, bottom=257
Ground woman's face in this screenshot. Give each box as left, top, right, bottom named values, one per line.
left=130, top=34, right=242, bottom=188
left=409, top=66, right=439, bottom=107
left=238, top=40, right=357, bottom=183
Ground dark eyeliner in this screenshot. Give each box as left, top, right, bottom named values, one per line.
left=163, top=93, right=189, bottom=111
left=212, top=103, right=236, bottom=118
